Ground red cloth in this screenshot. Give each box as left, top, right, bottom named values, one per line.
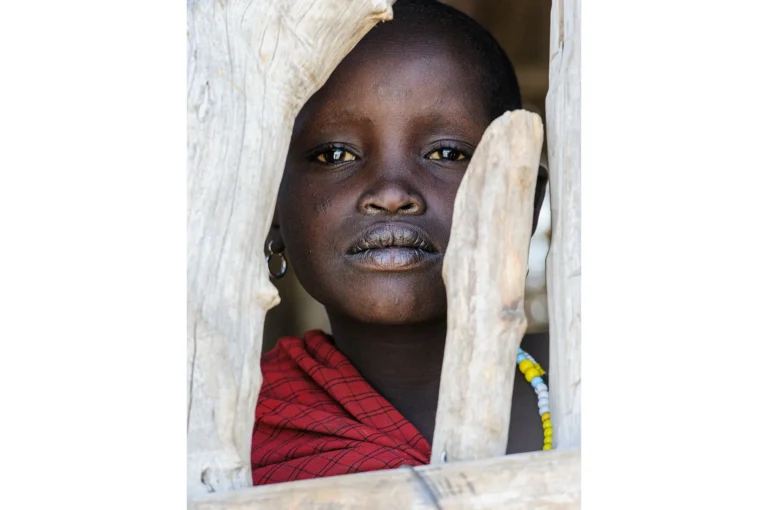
left=251, top=330, right=431, bottom=486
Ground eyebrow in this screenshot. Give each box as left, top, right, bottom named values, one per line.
left=295, top=98, right=487, bottom=142
left=417, top=99, right=487, bottom=136
left=294, top=108, right=374, bottom=137
left=322, top=110, right=373, bottom=126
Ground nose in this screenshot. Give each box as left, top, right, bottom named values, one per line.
left=358, top=181, right=426, bottom=216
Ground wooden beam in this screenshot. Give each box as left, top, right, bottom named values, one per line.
left=189, top=449, right=581, bottom=510
left=432, top=111, right=544, bottom=463
left=545, top=0, right=582, bottom=450
left=187, top=0, right=394, bottom=496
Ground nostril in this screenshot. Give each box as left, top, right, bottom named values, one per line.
left=364, top=203, right=386, bottom=214
left=358, top=185, right=425, bottom=215
left=399, top=202, right=423, bottom=214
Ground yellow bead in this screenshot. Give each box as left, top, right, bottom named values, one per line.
left=543, top=444, right=552, bottom=450
left=524, top=368, right=538, bottom=382
left=544, top=436, right=553, bottom=444
left=544, top=428, right=553, bottom=437
left=543, top=419, right=552, bottom=429
left=519, top=360, right=533, bottom=373
left=541, top=413, right=550, bottom=422
left=534, top=364, right=546, bottom=375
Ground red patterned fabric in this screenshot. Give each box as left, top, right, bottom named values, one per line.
left=251, top=330, right=431, bottom=486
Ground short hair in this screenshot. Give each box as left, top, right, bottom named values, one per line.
left=378, top=0, right=522, bottom=119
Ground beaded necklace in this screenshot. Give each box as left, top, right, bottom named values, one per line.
left=517, top=348, right=553, bottom=450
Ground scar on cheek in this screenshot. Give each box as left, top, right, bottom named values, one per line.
left=313, top=197, right=333, bottom=215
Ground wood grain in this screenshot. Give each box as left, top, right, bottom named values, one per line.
left=187, top=0, right=395, bottom=496
left=189, top=449, right=580, bottom=510
left=431, top=110, right=544, bottom=464
left=545, top=0, right=581, bottom=450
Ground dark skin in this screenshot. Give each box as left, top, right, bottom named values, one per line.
left=269, top=24, right=549, bottom=453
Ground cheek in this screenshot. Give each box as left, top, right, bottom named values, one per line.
left=312, top=196, right=333, bottom=215
left=281, top=198, right=327, bottom=255
left=278, top=203, right=328, bottom=298
left=432, top=179, right=462, bottom=232
left=277, top=181, right=342, bottom=274
left=444, top=186, right=459, bottom=219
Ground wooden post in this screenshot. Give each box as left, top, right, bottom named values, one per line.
left=190, top=449, right=580, bottom=510
left=545, top=0, right=581, bottom=450
left=187, top=0, right=394, bottom=496
left=431, top=111, right=544, bottom=463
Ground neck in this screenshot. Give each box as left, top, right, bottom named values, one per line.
left=326, top=312, right=447, bottom=442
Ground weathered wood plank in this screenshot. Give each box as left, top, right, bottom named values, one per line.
left=187, top=0, right=395, bottom=496
left=431, top=110, right=545, bottom=463
left=189, top=449, right=580, bottom=510
left=545, top=0, right=581, bottom=450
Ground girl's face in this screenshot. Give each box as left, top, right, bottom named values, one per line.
left=276, top=33, right=494, bottom=326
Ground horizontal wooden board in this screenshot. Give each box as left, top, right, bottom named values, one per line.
left=189, top=448, right=580, bottom=510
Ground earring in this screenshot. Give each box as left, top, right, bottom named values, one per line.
left=266, top=240, right=287, bottom=279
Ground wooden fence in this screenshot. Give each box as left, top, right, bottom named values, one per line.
left=187, top=0, right=580, bottom=506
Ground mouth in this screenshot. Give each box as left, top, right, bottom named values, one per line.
left=346, top=222, right=441, bottom=271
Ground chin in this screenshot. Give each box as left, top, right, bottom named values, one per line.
left=301, top=264, right=448, bottom=326
left=341, top=285, right=447, bottom=326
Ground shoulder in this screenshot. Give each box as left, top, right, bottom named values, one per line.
left=259, top=330, right=336, bottom=399
left=262, top=330, right=334, bottom=366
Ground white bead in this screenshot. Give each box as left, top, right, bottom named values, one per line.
left=535, top=384, right=548, bottom=394
left=539, top=405, right=550, bottom=414
left=538, top=398, right=549, bottom=409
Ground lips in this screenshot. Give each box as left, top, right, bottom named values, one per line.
left=346, top=222, right=441, bottom=271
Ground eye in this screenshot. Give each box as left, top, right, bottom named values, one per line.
left=426, top=147, right=469, bottom=161
left=315, top=148, right=357, bottom=164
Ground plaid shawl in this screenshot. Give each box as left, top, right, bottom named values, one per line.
left=251, top=330, right=431, bottom=486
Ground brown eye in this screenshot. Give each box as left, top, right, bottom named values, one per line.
left=316, top=148, right=357, bottom=164
left=427, top=148, right=467, bottom=161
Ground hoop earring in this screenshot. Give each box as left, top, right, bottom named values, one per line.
left=266, top=240, right=287, bottom=279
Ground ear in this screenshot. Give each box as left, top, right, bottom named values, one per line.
left=531, top=164, right=549, bottom=235
left=264, top=212, right=285, bottom=254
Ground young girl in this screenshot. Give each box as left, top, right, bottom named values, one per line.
left=252, top=0, right=549, bottom=485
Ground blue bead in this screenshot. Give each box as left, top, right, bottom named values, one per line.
left=517, top=354, right=527, bottom=364
left=531, top=376, right=543, bottom=387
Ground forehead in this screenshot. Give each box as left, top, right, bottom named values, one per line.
left=295, top=32, right=490, bottom=135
